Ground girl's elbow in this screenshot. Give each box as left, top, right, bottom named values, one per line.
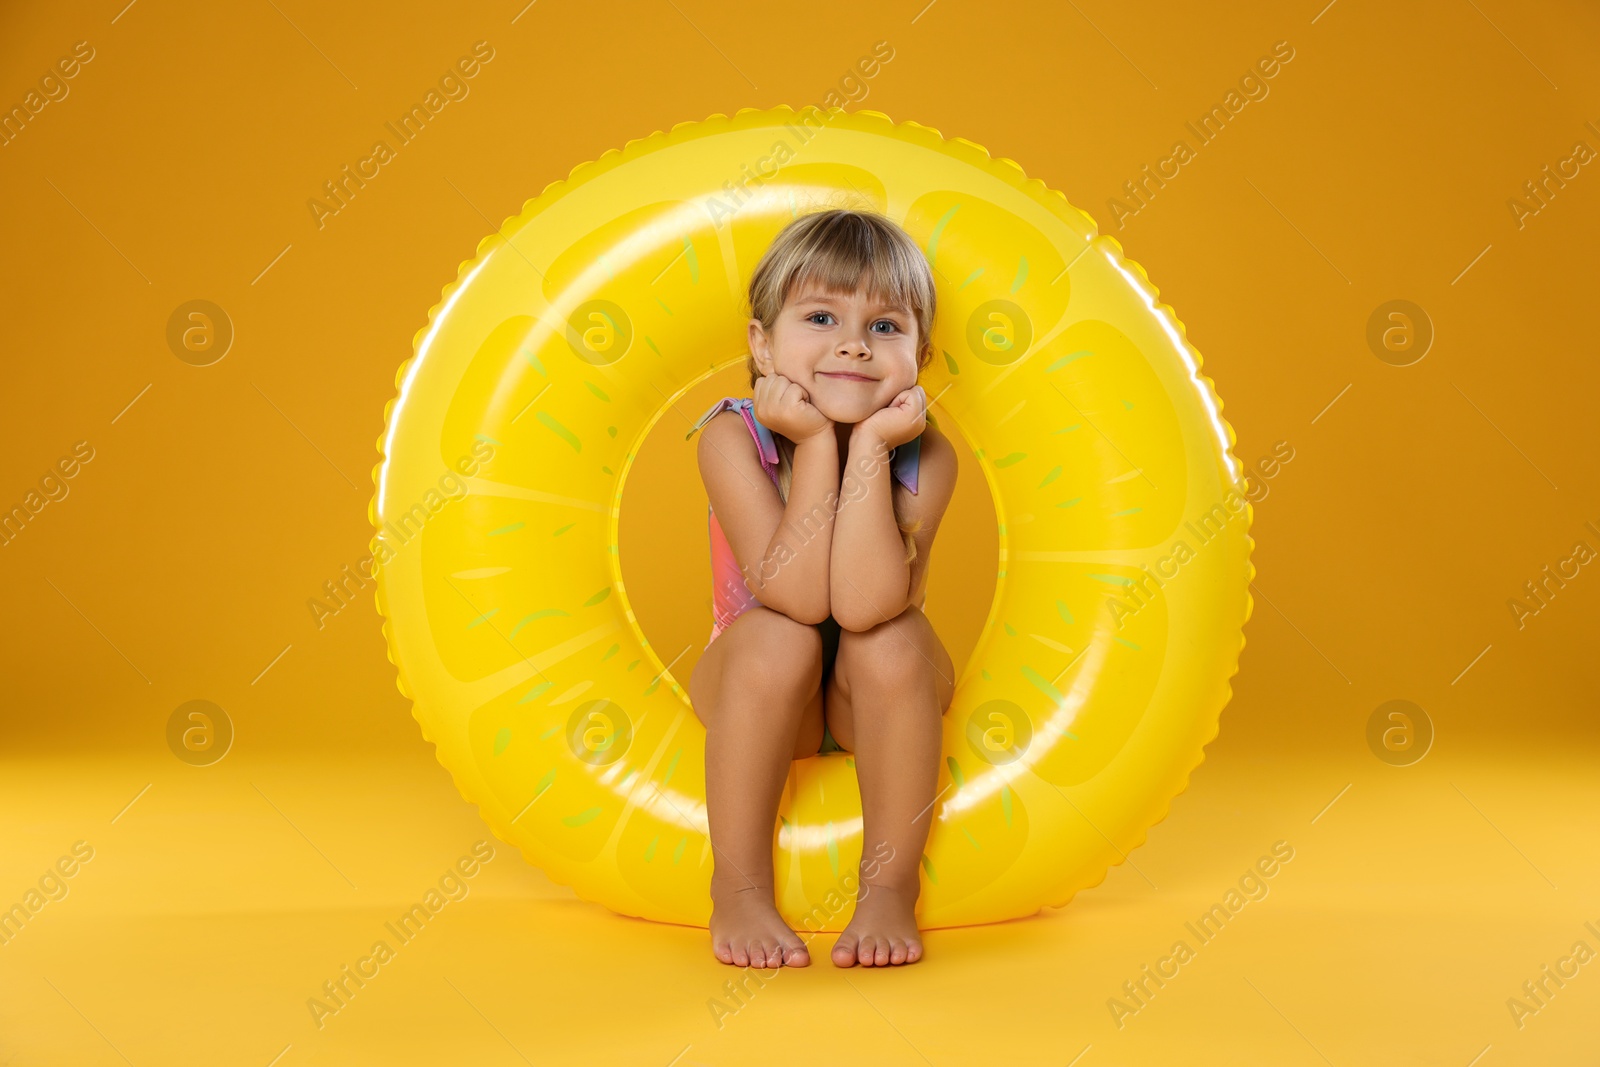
left=833, top=599, right=905, bottom=633
left=765, top=587, right=830, bottom=626
left=833, top=612, right=874, bottom=633
left=794, top=604, right=833, bottom=626
left=781, top=593, right=832, bottom=626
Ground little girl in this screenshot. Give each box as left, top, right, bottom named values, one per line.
left=687, top=209, right=957, bottom=969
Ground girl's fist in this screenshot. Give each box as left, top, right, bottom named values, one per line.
left=858, top=384, right=926, bottom=450
left=753, top=373, right=833, bottom=443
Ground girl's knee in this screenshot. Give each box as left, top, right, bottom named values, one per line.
left=735, top=608, right=824, bottom=695
left=838, top=606, right=936, bottom=689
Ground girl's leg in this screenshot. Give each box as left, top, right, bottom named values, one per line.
left=821, top=604, right=955, bottom=967
left=688, top=605, right=827, bottom=968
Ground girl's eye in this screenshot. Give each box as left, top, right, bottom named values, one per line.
left=807, top=311, right=835, bottom=326
left=872, top=320, right=900, bottom=334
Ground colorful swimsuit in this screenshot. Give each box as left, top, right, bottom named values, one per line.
left=690, top=395, right=922, bottom=650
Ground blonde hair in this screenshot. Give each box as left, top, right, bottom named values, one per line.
left=745, top=209, right=937, bottom=564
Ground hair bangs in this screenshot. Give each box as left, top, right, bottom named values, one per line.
left=780, top=215, right=926, bottom=317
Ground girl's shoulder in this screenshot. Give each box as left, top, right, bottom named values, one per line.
left=692, top=396, right=780, bottom=475
left=691, top=396, right=753, bottom=447
left=691, top=395, right=753, bottom=431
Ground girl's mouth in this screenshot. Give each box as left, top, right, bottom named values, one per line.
left=817, top=372, right=875, bottom=382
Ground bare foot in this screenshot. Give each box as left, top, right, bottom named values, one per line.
left=831, top=883, right=924, bottom=967
left=710, top=883, right=811, bottom=968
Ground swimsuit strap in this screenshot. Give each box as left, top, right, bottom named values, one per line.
left=890, top=433, right=921, bottom=495
left=691, top=397, right=780, bottom=485
left=691, top=395, right=922, bottom=494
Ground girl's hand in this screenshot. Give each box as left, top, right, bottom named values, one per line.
left=857, top=385, right=927, bottom=450
left=753, top=373, right=833, bottom=444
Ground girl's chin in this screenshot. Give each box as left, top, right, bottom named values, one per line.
left=811, top=403, right=875, bottom=426
left=808, top=389, right=898, bottom=426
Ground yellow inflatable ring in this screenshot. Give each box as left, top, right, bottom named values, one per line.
left=372, top=106, right=1253, bottom=931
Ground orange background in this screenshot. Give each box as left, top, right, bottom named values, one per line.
left=3, top=2, right=1598, bottom=1064
left=3, top=2, right=1594, bottom=754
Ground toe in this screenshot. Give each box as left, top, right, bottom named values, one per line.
left=857, top=936, right=877, bottom=967
left=874, top=939, right=891, bottom=966
left=889, top=939, right=907, bottom=965
left=906, top=939, right=923, bottom=963
left=731, top=942, right=751, bottom=968
left=782, top=939, right=811, bottom=967
left=832, top=933, right=859, bottom=967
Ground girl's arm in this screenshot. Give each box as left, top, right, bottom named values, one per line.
left=696, top=411, right=839, bottom=626
left=829, top=420, right=958, bottom=632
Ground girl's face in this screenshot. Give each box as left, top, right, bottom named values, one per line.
left=749, top=275, right=922, bottom=425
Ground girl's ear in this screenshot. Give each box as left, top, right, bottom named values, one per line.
left=748, top=318, right=775, bottom=376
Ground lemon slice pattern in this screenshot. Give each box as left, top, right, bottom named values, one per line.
left=372, top=107, right=1253, bottom=931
